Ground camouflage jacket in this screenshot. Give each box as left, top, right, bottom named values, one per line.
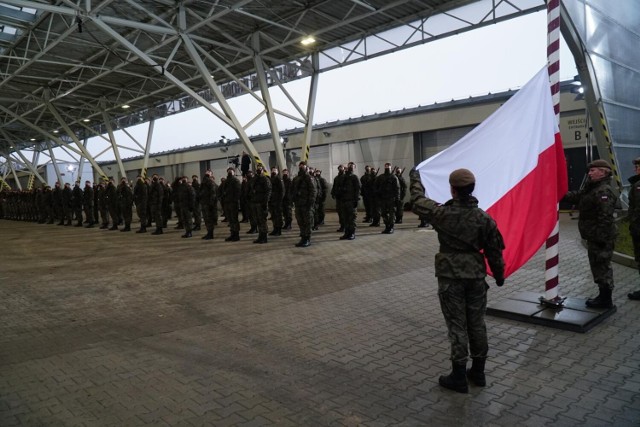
left=200, top=175, right=218, bottom=206
left=118, top=183, right=133, bottom=208
left=149, top=180, right=163, bottom=206
left=409, top=169, right=505, bottom=280
left=133, top=179, right=148, bottom=206
left=270, top=175, right=284, bottom=204
left=564, top=176, right=617, bottom=243
left=375, top=170, right=400, bottom=201
left=249, top=173, right=272, bottom=205
left=221, top=174, right=241, bottom=205
left=291, top=170, right=317, bottom=207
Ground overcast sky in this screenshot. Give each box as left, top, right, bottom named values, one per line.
left=72, top=9, right=577, bottom=162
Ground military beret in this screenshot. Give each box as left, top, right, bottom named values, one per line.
left=588, top=159, right=612, bottom=170
left=449, top=168, right=475, bottom=187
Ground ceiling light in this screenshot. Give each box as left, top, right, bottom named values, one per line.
left=53, top=130, right=59, bottom=134
left=122, top=104, right=130, bottom=109
left=30, top=138, right=36, bottom=141
left=83, top=118, right=90, bottom=122
left=301, top=36, right=316, bottom=46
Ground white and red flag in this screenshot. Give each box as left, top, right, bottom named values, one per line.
left=415, top=66, right=568, bottom=278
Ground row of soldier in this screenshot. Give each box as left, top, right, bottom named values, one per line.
left=0, top=161, right=424, bottom=246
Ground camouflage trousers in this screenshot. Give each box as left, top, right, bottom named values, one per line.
left=251, top=202, right=269, bottom=234
left=438, top=277, right=489, bottom=364
left=379, top=198, right=396, bottom=227
left=269, top=201, right=283, bottom=230
left=336, top=199, right=357, bottom=234
left=587, top=240, right=614, bottom=290
left=201, top=202, right=217, bottom=231
left=294, top=203, right=313, bottom=238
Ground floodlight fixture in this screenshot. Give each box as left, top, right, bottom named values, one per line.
left=83, top=118, right=90, bottom=122
left=301, top=36, right=316, bottom=46
left=122, top=104, right=131, bottom=109
left=67, top=164, right=75, bottom=172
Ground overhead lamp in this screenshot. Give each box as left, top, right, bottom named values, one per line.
left=301, top=36, right=316, bottom=46
left=30, top=138, right=36, bottom=141
left=122, top=104, right=131, bottom=109
left=52, top=130, right=59, bottom=134
left=67, top=164, right=75, bottom=172
left=83, top=118, right=90, bottom=122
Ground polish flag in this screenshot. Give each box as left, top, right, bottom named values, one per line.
left=415, top=67, right=568, bottom=278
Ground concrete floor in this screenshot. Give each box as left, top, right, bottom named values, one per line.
left=1, top=213, right=639, bottom=426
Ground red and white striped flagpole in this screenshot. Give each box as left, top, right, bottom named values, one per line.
left=544, top=0, right=562, bottom=303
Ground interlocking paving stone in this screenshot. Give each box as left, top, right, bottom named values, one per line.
left=1, top=213, right=639, bottom=426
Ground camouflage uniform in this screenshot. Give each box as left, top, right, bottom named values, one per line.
left=374, top=167, right=400, bottom=233
left=72, top=184, right=83, bottom=226
left=368, top=168, right=381, bottom=226
left=133, top=178, right=148, bottom=232
left=564, top=175, right=617, bottom=291
left=200, top=173, right=218, bottom=239
left=282, top=172, right=293, bottom=229
left=331, top=167, right=345, bottom=231
left=52, top=183, right=63, bottom=224
left=395, top=171, right=407, bottom=223
left=336, top=166, right=361, bottom=239
left=118, top=181, right=134, bottom=231
left=97, top=183, right=109, bottom=228
left=149, top=178, right=164, bottom=233
left=62, top=184, right=73, bottom=225
left=360, top=168, right=373, bottom=222
left=249, top=170, right=272, bottom=243
left=175, top=180, right=194, bottom=236
left=221, top=171, right=242, bottom=241
left=291, top=164, right=317, bottom=246
left=162, top=182, right=172, bottom=227
left=409, top=169, right=505, bottom=366
left=83, top=183, right=95, bottom=226
left=105, top=181, right=118, bottom=229
left=269, top=171, right=284, bottom=235
left=191, top=177, right=202, bottom=230
left=315, top=172, right=328, bottom=226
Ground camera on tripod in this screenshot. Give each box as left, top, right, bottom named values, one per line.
left=229, top=154, right=240, bottom=168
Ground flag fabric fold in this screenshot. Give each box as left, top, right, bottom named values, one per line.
left=415, top=67, right=568, bottom=278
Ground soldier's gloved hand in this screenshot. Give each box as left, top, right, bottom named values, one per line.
left=496, top=278, right=505, bottom=287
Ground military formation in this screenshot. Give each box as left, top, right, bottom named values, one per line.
left=0, top=161, right=417, bottom=248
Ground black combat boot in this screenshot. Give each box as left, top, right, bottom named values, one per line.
left=100, top=223, right=108, bottom=229
left=151, top=227, right=163, bottom=235
left=269, top=228, right=278, bottom=236
left=381, top=225, right=393, bottom=234
left=181, top=231, right=192, bottom=238
left=225, top=231, right=240, bottom=242
left=109, top=224, right=118, bottom=230
left=295, top=236, right=311, bottom=247
left=439, top=362, right=469, bottom=393
left=246, top=226, right=257, bottom=234
left=202, top=230, right=214, bottom=240
left=86, top=222, right=95, bottom=228
left=395, top=218, right=403, bottom=224
left=58, top=220, right=65, bottom=226
left=66, top=220, right=73, bottom=226
left=418, top=219, right=429, bottom=228
left=273, top=228, right=281, bottom=236
left=586, top=287, right=613, bottom=308
left=193, top=224, right=201, bottom=231
left=467, top=358, right=486, bottom=387
left=253, top=232, right=267, bottom=244
left=136, top=226, right=147, bottom=233
left=283, top=221, right=292, bottom=230
left=75, top=221, right=83, bottom=227
left=121, top=224, right=131, bottom=232
left=336, top=227, right=345, bottom=233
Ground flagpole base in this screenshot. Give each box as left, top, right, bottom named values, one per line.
left=539, top=295, right=566, bottom=308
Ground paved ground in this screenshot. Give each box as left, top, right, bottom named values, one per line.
left=0, top=212, right=639, bottom=426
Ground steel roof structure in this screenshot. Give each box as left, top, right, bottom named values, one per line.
left=1, top=0, right=547, bottom=185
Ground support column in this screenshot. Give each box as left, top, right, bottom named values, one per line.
left=100, top=101, right=127, bottom=180
left=252, top=33, right=285, bottom=172
left=47, top=141, right=64, bottom=184
left=141, top=118, right=155, bottom=178
left=301, top=53, right=320, bottom=163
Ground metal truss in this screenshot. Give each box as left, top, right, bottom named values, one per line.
left=0, top=0, right=545, bottom=184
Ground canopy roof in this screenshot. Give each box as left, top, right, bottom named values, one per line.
left=0, top=0, right=545, bottom=154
